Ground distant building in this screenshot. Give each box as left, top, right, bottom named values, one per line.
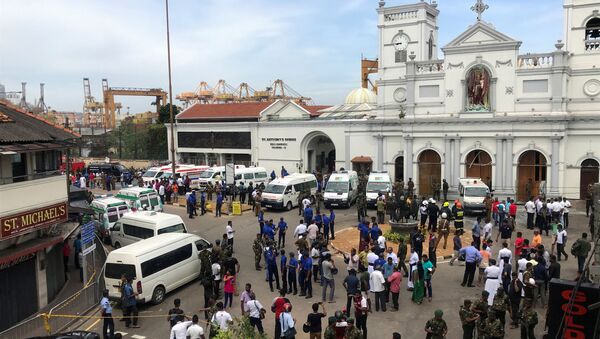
left=0, top=100, right=80, bottom=331
left=131, top=110, right=158, bottom=125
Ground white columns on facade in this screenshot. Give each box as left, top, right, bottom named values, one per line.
left=453, top=138, right=461, bottom=187
left=495, top=138, right=504, bottom=191
left=376, top=135, right=384, bottom=171
left=345, top=135, right=351, bottom=170
left=504, top=137, right=514, bottom=194
left=444, top=137, right=452, bottom=184
left=550, top=136, right=561, bottom=195
left=404, top=136, right=414, bottom=180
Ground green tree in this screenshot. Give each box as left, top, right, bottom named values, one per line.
left=158, top=103, right=180, bottom=124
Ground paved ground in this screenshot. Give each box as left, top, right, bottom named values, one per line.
left=68, top=192, right=588, bottom=339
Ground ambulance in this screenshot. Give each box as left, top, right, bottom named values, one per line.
left=458, top=178, right=490, bottom=215
left=116, top=187, right=163, bottom=212
left=365, top=171, right=393, bottom=208
left=324, top=171, right=359, bottom=208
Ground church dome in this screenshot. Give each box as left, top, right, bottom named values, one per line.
left=344, top=88, right=377, bottom=105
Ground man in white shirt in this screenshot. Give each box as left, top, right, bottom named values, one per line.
left=185, top=315, right=205, bottom=339
left=245, top=294, right=265, bottom=334
left=369, top=267, right=386, bottom=311
left=551, top=199, right=562, bottom=223
left=212, top=262, right=221, bottom=298
left=377, top=234, right=386, bottom=251
left=563, top=197, right=571, bottom=229
left=211, top=302, right=233, bottom=330
left=497, top=242, right=512, bottom=271
left=79, top=175, right=86, bottom=188
left=158, top=184, right=165, bottom=204
left=307, top=222, right=319, bottom=242
left=407, top=248, right=419, bottom=289
left=483, top=221, right=493, bottom=241
left=524, top=198, right=536, bottom=229
left=293, top=221, right=307, bottom=239
left=385, top=247, right=398, bottom=266
left=170, top=319, right=193, bottom=339
left=366, top=248, right=378, bottom=274
left=226, top=221, right=235, bottom=251
left=302, top=197, right=311, bottom=210
left=554, top=225, right=568, bottom=261
left=346, top=248, right=360, bottom=271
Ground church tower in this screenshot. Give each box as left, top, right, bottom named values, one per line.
left=376, top=1, right=439, bottom=117
left=563, top=0, right=600, bottom=68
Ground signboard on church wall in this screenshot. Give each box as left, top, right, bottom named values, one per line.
left=546, top=279, right=600, bottom=339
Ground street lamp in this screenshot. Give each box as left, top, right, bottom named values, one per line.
left=165, top=0, right=176, bottom=177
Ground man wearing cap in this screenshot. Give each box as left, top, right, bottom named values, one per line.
left=424, top=310, right=447, bottom=339
left=459, top=299, right=479, bottom=339
left=427, top=199, right=440, bottom=232
left=345, top=317, right=362, bottom=339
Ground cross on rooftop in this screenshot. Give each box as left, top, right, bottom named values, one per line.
left=471, top=0, right=489, bottom=21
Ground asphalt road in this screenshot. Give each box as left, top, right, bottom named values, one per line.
left=72, top=196, right=586, bottom=339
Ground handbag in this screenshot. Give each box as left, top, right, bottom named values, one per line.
left=283, top=327, right=297, bottom=338
left=302, top=322, right=311, bottom=333
left=331, top=267, right=339, bottom=275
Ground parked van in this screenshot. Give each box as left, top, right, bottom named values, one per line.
left=88, top=163, right=128, bottom=179
left=116, top=187, right=162, bottom=212
left=109, top=211, right=187, bottom=248
left=366, top=171, right=393, bottom=208
left=141, top=166, right=167, bottom=186
left=323, top=171, right=359, bottom=208
left=458, top=178, right=490, bottom=215
left=261, top=173, right=318, bottom=210
left=104, top=233, right=211, bottom=304
left=197, top=165, right=246, bottom=190
left=91, top=197, right=130, bottom=242
left=233, top=167, right=268, bottom=186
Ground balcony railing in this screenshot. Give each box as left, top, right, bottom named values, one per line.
left=517, top=53, right=554, bottom=69
left=384, top=10, right=418, bottom=22
left=0, top=170, right=63, bottom=185
left=416, top=60, right=444, bottom=74
left=585, top=39, right=600, bottom=52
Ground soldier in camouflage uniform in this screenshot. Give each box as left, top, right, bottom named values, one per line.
left=472, top=291, right=490, bottom=339
left=345, top=318, right=362, bottom=339
left=324, top=316, right=336, bottom=339
left=483, top=311, right=504, bottom=339
left=519, top=300, right=538, bottom=339
left=460, top=299, right=479, bottom=339
left=199, top=249, right=214, bottom=320
left=491, top=287, right=510, bottom=327
left=356, top=174, right=368, bottom=222
left=253, top=233, right=263, bottom=270
left=424, top=309, right=448, bottom=339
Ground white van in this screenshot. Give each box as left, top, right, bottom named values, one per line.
left=197, top=165, right=246, bottom=190
left=458, top=178, right=490, bottom=215
left=104, top=233, right=211, bottom=304
left=110, top=211, right=188, bottom=248
left=261, top=173, right=318, bottom=210
left=324, top=171, right=359, bottom=208
left=116, top=187, right=163, bottom=212
left=233, top=167, right=268, bottom=186
left=91, top=197, right=130, bottom=242
left=141, top=166, right=169, bottom=186
left=365, top=171, right=393, bottom=208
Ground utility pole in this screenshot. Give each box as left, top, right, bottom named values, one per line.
left=165, top=0, right=176, bottom=177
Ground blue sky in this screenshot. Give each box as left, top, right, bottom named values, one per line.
left=0, top=0, right=563, bottom=113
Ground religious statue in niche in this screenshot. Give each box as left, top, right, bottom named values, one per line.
left=466, top=66, right=490, bottom=112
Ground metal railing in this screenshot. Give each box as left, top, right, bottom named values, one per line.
left=0, top=315, right=47, bottom=339
left=0, top=170, right=63, bottom=185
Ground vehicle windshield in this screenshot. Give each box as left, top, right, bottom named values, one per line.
left=264, top=184, right=286, bottom=194
left=139, top=196, right=150, bottom=208
left=465, top=187, right=488, bottom=197
left=105, top=263, right=136, bottom=280
left=366, top=182, right=390, bottom=192
left=142, top=171, right=157, bottom=178
left=149, top=194, right=159, bottom=207
left=157, top=223, right=186, bottom=234
left=107, top=208, right=119, bottom=223
left=199, top=171, right=215, bottom=179
left=325, top=181, right=348, bottom=193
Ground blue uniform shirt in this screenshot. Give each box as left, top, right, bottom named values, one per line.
left=288, top=257, right=298, bottom=270
left=280, top=254, right=287, bottom=268
left=322, top=215, right=330, bottom=227
left=329, top=211, right=335, bottom=221
left=278, top=221, right=287, bottom=232
left=370, top=226, right=380, bottom=240
left=101, top=297, right=112, bottom=314
left=301, top=257, right=313, bottom=271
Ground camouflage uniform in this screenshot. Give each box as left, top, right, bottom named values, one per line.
left=323, top=326, right=336, bottom=339
left=491, top=292, right=510, bottom=326
left=472, top=299, right=489, bottom=339
left=483, top=317, right=504, bottom=339
left=519, top=307, right=538, bottom=339
left=345, top=325, right=362, bottom=339
left=356, top=194, right=366, bottom=222
left=459, top=305, right=477, bottom=339
left=425, top=317, right=448, bottom=339
left=253, top=238, right=263, bottom=270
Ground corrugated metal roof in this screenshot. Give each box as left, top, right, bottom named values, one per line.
left=0, top=101, right=79, bottom=143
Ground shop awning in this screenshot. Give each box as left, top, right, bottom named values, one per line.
left=0, top=236, right=63, bottom=266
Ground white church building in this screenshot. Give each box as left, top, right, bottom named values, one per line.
left=169, top=0, right=600, bottom=201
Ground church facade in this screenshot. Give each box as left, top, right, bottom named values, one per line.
left=169, top=0, right=600, bottom=201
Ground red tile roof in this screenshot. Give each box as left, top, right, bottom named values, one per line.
left=177, top=101, right=331, bottom=121
left=0, top=111, right=13, bottom=123
left=177, top=102, right=272, bottom=120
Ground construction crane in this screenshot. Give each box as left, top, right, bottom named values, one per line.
left=213, top=80, right=236, bottom=103
left=102, top=79, right=167, bottom=130
left=176, top=81, right=214, bottom=108
left=269, top=79, right=312, bottom=104
left=235, top=83, right=255, bottom=102
left=83, top=78, right=105, bottom=129
left=361, top=58, right=379, bottom=93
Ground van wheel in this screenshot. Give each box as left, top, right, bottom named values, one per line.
left=114, top=242, right=121, bottom=249
left=152, top=286, right=166, bottom=304
left=286, top=202, right=292, bottom=211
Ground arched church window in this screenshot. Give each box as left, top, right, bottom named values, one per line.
left=585, top=17, right=600, bottom=51
left=428, top=34, right=434, bottom=60
left=466, top=66, right=491, bottom=112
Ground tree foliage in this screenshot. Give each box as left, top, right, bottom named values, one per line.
left=158, top=103, right=180, bottom=124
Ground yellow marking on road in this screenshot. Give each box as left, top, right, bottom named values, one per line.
left=85, top=318, right=101, bottom=331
